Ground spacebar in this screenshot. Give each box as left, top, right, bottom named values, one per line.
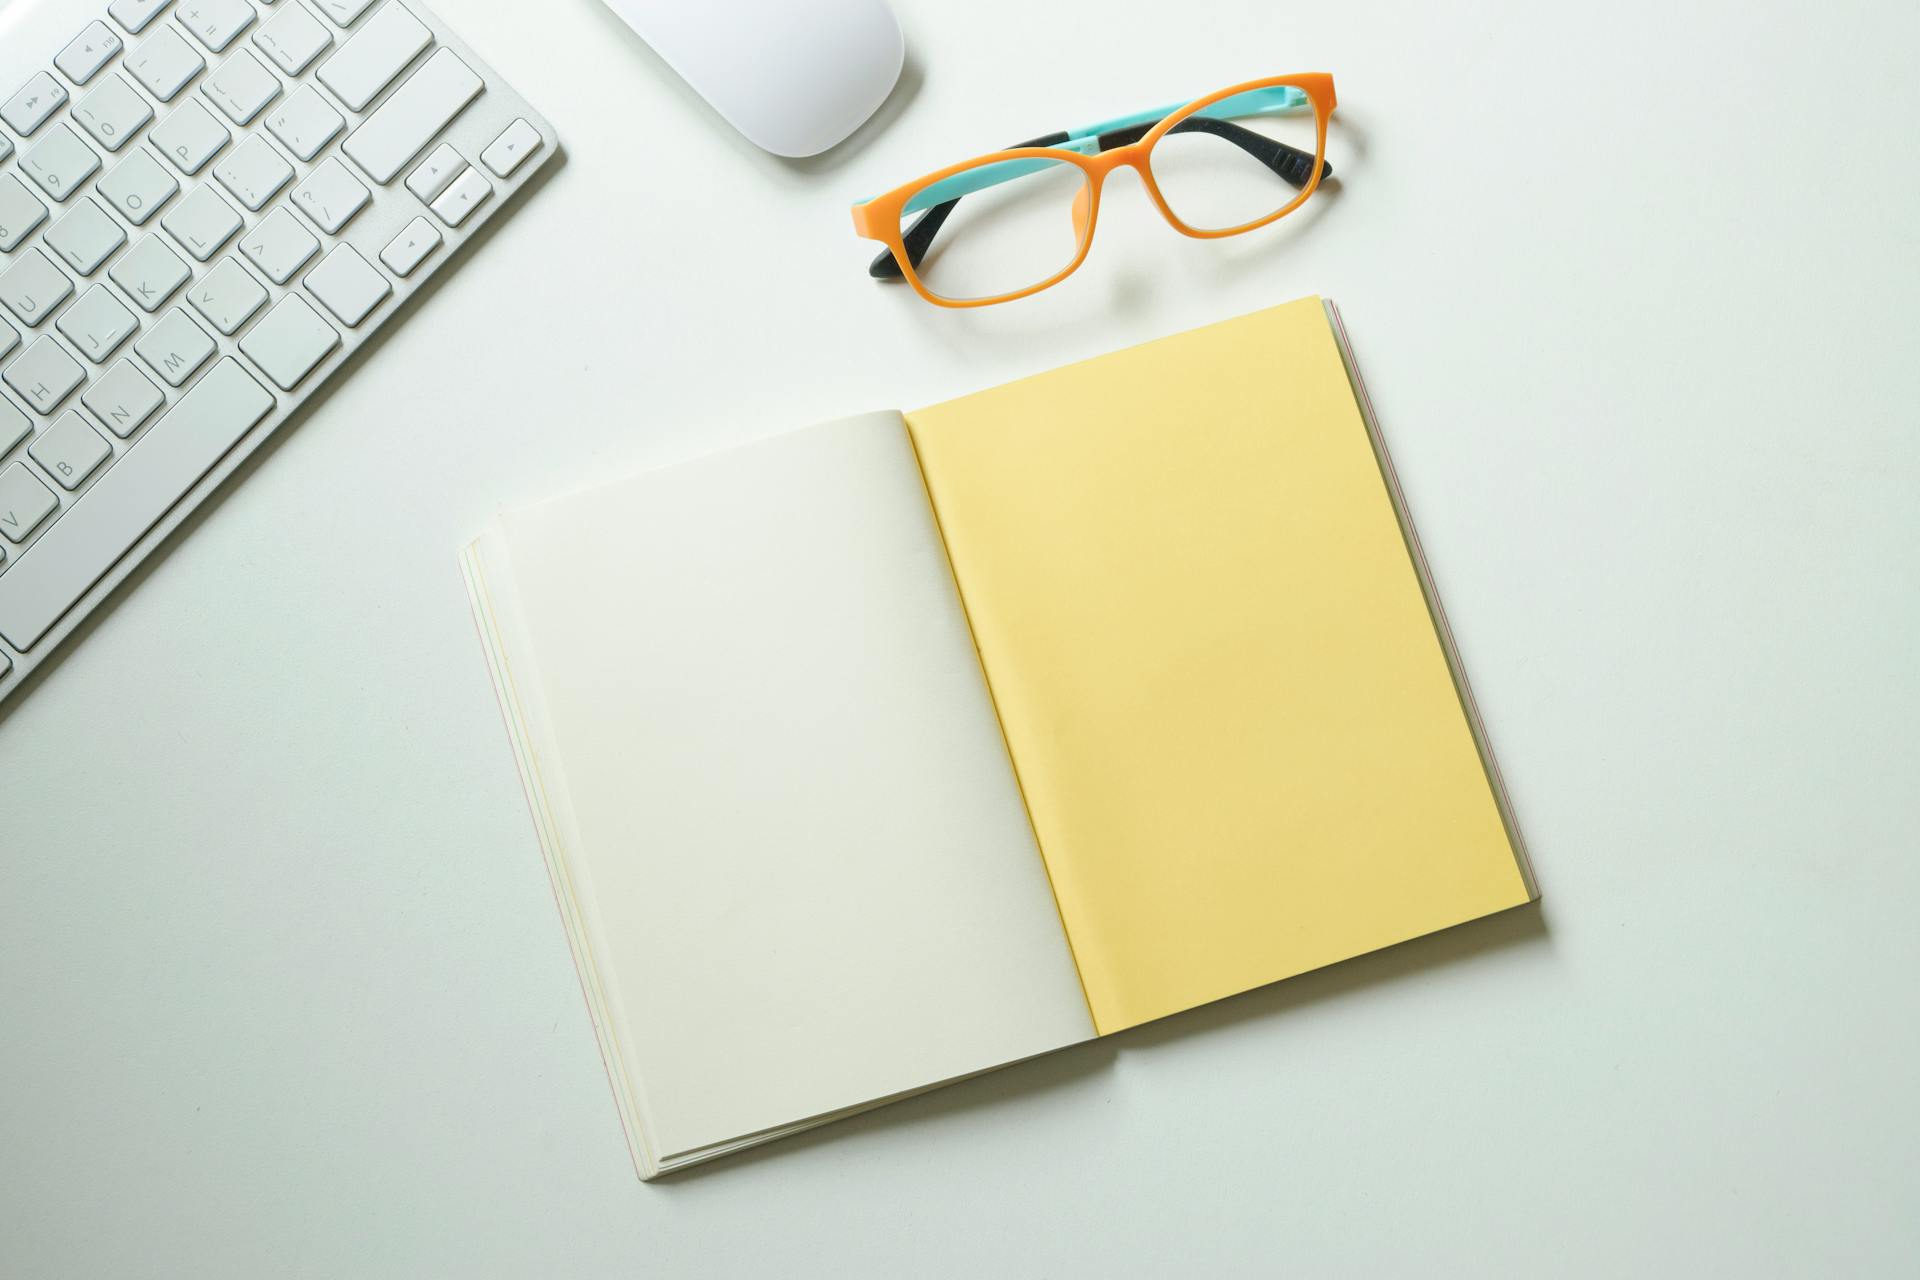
left=0, top=360, right=274, bottom=651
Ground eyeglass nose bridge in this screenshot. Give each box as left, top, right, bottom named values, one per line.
left=1077, top=139, right=1155, bottom=181
left=1067, top=143, right=1158, bottom=242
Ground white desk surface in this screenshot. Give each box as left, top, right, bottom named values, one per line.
left=4, top=0, right=1917, bottom=1274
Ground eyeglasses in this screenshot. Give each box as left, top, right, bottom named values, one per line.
left=851, top=74, right=1337, bottom=308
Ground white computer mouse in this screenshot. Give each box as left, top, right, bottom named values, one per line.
left=603, top=0, right=906, bottom=158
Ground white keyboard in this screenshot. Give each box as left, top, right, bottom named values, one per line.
left=0, top=0, right=554, bottom=700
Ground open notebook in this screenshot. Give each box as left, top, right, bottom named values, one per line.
left=461, top=298, right=1538, bottom=1178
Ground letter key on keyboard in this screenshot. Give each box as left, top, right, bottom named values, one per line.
left=0, top=362, right=273, bottom=651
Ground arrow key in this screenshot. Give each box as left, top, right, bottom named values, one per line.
left=429, top=166, right=490, bottom=229
left=405, top=143, right=462, bottom=203
left=379, top=217, right=441, bottom=278
left=481, top=119, right=542, bottom=179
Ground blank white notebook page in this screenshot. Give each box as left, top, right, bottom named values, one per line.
left=496, top=413, right=1095, bottom=1159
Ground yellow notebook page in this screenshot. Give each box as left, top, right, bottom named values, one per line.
left=905, top=298, right=1534, bottom=1034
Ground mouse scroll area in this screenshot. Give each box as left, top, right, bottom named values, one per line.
left=603, top=0, right=907, bottom=157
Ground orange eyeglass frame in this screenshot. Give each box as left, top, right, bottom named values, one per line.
left=851, top=73, right=1338, bottom=308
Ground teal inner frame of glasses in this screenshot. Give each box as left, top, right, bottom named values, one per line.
left=873, top=85, right=1316, bottom=218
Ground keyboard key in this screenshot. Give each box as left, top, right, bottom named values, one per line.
left=0, top=3, right=550, bottom=689
left=292, top=157, right=369, bottom=233
left=3, top=336, right=87, bottom=414
left=84, top=360, right=166, bottom=437
left=20, top=125, right=103, bottom=202
left=108, top=0, right=175, bottom=35
left=312, top=0, right=380, bottom=27
left=319, top=3, right=431, bottom=111
left=0, top=360, right=274, bottom=650
left=303, top=244, right=389, bottom=326
left=128, top=27, right=205, bottom=101
left=0, top=463, right=59, bottom=545
left=57, top=284, right=140, bottom=363
left=2, top=73, right=69, bottom=137
left=481, top=119, right=542, bottom=178
left=97, top=147, right=180, bottom=224
left=31, top=412, right=112, bottom=490
left=202, top=49, right=281, bottom=126
left=161, top=184, right=242, bottom=260
left=0, top=175, right=50, bottom=252
left=57, top=23, right=127, bottom=86
left=404, top=142, right=461, bottom=201
left=0, top=249, right=75, bottom=328
left=136, top=308, right=216, bottom=386
left=241, top=207, right=320, bottom=284
left=213, top=135, right=295, bottom=210
left=189, top=257, right=268, bottom=335
left=43, top=199, right=128, bottom=276
left=0, top=396, right=29, bottom=454
left=343, top=48, right=482, bottom=184
left=254, top=2, right=334, bottom=76
left=239, top=295, right=337, bottom=390
left=177, top=0, right=256, bottom=52
left=265, top=85, right=345, bottom=162
left=379, top=216, right=440, bottom=277
left=429, top=166, right=490, bottom=228
left=72, top=74, right=154, bottom=152
left=110, top=234, right=192, bottom=312
left=151, top=99, right=229, bottom=174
